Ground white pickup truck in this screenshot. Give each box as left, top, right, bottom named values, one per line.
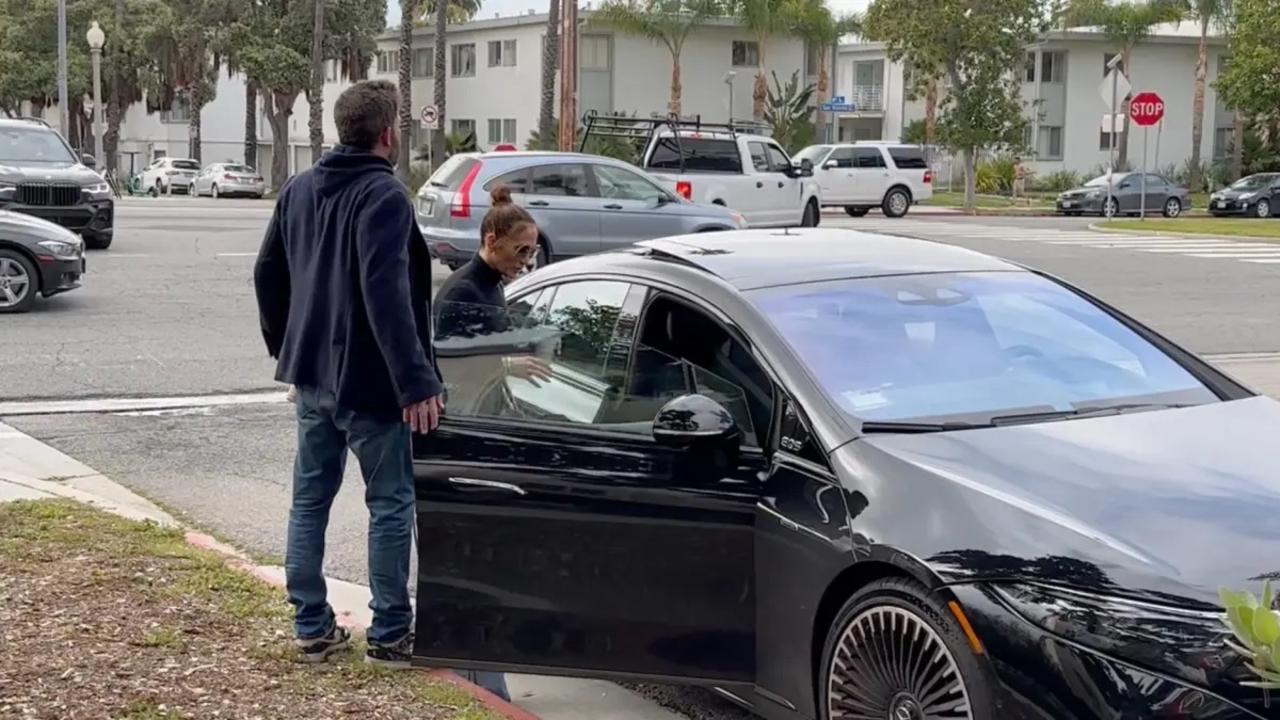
left=579, top=115, right=823, bottom=228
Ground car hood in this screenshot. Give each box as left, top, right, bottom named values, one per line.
left=1060, top=186, right=1106, bottom=198
left=0, top=208, right=80, bottom=242
left=842, top=396, right=1280, bottom=608
left=0, top=162, right=99, bottom=185
left=1214, top=188, right=1263, bottom=200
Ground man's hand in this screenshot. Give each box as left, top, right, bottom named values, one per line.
left=403, top=395, right=445, bottom=434
left=505, top=356, right=553, bottom=386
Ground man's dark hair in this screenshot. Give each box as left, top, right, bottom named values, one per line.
left=334, top=80, right=398, bottom=150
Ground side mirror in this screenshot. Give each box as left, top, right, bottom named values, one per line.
left=823, top=160, right=838, bottom=170
left=653, top=394, right=741, bottom=480
left=81, top=153, right=97, bottom=168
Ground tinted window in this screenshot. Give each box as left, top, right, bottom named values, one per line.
left=647, top=137, right=743, bottom=173
left=853, top=148, right=884, bottom=169
left=751, top=272, right=1217, bottom=425
left=747, top=142, right=770, bottom=172
left=765, top=144, right=791, bottom=172
left=530, top=164, right=589, bottom=197
left=224, top=164, right=253, bottom=173
left=483, top=168, right=531, bottom=194
left=0, top=126, right=74, bottom=164
left=429, top=156, right=480, bottom=189
left=828, top=147, right=856, bottom=168
left=887, top=146, right=928, bottom=169
left=1144, top=174, right=1166, bottom=187
left=172, top=160, right=200, bottom=170
left=592, top=164, right=667, bottom=202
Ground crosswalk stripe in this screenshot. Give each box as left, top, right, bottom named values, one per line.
left=1135, top=246, right=1279, bottom=253
left=1243, top=258, right=1280, bottom=264
left=1185, top=252, right=1280, bottom=258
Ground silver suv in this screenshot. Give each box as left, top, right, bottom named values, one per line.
left=415, top=151, right=745, bottom=270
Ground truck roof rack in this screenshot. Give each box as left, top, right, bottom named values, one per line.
left=578, top=110, right=773, bottom=172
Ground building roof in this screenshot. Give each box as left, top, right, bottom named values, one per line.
left=839, top=20, right=1224, bottom=52
left=380, top=8, right=750, bottom=41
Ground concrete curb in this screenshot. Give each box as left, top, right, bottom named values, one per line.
left=1088, top=221, right=1280, bottom=241
left=0, top=420, right=539, bottom=720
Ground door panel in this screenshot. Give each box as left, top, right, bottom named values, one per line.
left=746, top=141, right=781, bottom=225
left=851, top=147, right=889, bottom=203
left=765, top=143, right=798, bottom=223
left=526, top=163, right=602, bottom=257
left=817, top=147, right=856, bottom=203
left=589, top=164, right=688, bottom=246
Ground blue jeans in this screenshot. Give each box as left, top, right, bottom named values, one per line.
left=286, top=386, right=415, bottom=646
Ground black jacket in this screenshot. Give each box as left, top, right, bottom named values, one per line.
left=253, top=146, right=442, bottom=418
left=434, top=255, right=511, bottom=339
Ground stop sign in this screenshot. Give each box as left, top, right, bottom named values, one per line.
left=1129, top=92, right=1165, bottom=127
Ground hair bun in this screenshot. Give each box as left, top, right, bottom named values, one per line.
left=490, top=185, right=513, bottom=206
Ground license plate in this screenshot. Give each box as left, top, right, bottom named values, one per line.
left=420, top=198, right=435, bottom=215
left=1062, top=201, right=1076, bottom=208
left=1216, top=201, right=1226, bottom=208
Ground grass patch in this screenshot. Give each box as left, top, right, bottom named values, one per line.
left=1100, top=217, right=1280, bottom=240
left=0, top=500, right=499, bottom=720
left=922, top=191, right=1053, bottom=211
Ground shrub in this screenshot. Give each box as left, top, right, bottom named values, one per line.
left=975, top=155, right=1016, bottom=194
left=1033, top=170, right=1081, bottom=193
left=1221, top=582, right=1279, bottom=702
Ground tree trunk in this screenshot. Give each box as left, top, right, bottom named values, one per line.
left=924, top=78, right=938, bottom=146
left=244, top=80, right=258, bottom=167
left=962, top=147, right=976, bottom=211
left=538, top=0, right=560, bottom=149
left=68, top=101, right=83, bottom=151
left=265, top=90, right=296, bottom=192
left=667, top=51, right=682, bottom=116
left=309, top=0, right=327, bottom=166
left=752, top=37, right=768, bottom=121
left=1188, top=21, right=1209, bottom=192
left=1117, top=48, right=1132, bottom=169
left=815, top=48, right=828, bottom=141
left=396, top=0, right=413, bottom=180
left=188, top=105, right=202, bottom=162
left=1231, top=111, right=1244, bottom=181
left=430, top=0, right=448, bottom=165
left=104, top=0, right=126, bottom=175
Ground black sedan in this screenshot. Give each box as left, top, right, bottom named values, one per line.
left=1209, top=173, right=1280, bottom=218
left=412, top=229, right=1279, bottom=720
left=0, top=208, right=84, bottom=313
left=1056, top=172, right=1190, bottom=217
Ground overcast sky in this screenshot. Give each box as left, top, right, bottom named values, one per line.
left=385, top=0, right=872, bottom=26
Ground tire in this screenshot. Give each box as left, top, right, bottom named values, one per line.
left=1255, top=198, right=1271, bottom=219
left=1102, top=197, right=1119, bottom=218
left=84, top=232, right=113, bottom=250
left=211, top=184, right=220, bottom=199
left=844, top=206, right=869, bottom=217
left=1163, top=197, right=1183, bottom=218
left=149, top=182, right=160, bottom=198
left=882, top=187, right=911, bottom=218
left=0, top=249, right=38, bottom=314
left=801, top=200, right=820, bottom=227
left=818, top=577, right=994, bottom=720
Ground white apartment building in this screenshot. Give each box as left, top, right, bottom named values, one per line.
left=834, top=22, right=1233, bottom=176
left=59, top=10, right=810, bottom=186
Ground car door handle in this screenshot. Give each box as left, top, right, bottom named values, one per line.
left=756, top=181, right=764, bottom=188
left=528, top=199, right=550, bottom=207
left=603, top=203, right=623, bottom=210
left=448, top=477, right=527, bottom=495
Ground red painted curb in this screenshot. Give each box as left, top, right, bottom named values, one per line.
left=182, top=531, right=539, bottom=720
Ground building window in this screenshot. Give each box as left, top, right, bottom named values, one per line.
left=1214, top=126, right=1234, bottom=160
left=1038, top=126, right=1063, bottom=159
left=1024, top=52, right=1036, bottom=82
left=1041, top=52, right=1064, bottom=83
left=488, top=118, right=517, bottom=145
left=413, top=47, right=434, bottom=77
left=376, top=50, right=400, bottom=74
left=452, top=118, right=476, bottom=137
left=161, top=96, right=191, bottom=124
left=451, top=43, right=476, bottom=77
left=732, top=40, right=759, bottom=68
left=580, top=35, right=610, bottom=71
left=806, top=43, right=821, bottom=76
left=488, top=39, right=517, bottom=67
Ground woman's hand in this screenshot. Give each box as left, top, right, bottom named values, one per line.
left=504, top=355, right=553, bottom=386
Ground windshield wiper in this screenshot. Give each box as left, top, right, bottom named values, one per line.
left=990, top=402, right=1192, bottom=427
left=860, top=420, right=992, bottom=434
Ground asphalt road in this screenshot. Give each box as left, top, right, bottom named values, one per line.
left=4, top=198, right=1279, bottom=720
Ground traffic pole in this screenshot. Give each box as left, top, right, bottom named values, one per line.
left=1140, top=126, right=1148, bottom=221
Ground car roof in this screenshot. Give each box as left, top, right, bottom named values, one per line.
left=581, top=228, right=1021, bottom=290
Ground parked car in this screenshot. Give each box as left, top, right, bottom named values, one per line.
left=795, top=141, right=934, bottom=218
left=416, top=151, right=745, bottom=271
left=139, top=157, right=201, bottom=196
left=1056, top=171, right=1190, bottom=217
left=414, top=227, right=1278, bottom=720
left=0, top=209, right=85, bottom=313
left=191, top=163, right=266, bottom=199
left=0, top=117, right=114, bottom=249
left=1209, top=173, right=1280, bottom=218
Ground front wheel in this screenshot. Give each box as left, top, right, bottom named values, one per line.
left=801, top=200, right=820, bottom=227
left=820, top=578, right=993, bottom=720
left=211, top=184, right=220, bottom=199
left=0, top=250, right=37, bottom=314
left=844, top=206, right=869, bottom=218
left=1163, top=197, right=1183, bottom=218
left=882, top=188, right=911, bottom=218
left=1102, top=197, right=1119, bottom=218
left=1255, top=198, right=1271, bottom=219
left=149, top=183, right=161, bottom=198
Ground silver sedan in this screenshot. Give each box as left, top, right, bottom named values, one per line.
left=192, top=163, right=267, bottom=199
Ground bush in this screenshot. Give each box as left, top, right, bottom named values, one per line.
left=406, top=162, right=433, bottom=196
left=1033, top=170, right=1081, bottom=193
left=975, top=155, right=1016, bottom=194
left=1220, top=582, right=1280, bottom=694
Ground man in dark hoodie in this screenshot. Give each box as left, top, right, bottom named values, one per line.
left=253, top=79, right=442, bottom=668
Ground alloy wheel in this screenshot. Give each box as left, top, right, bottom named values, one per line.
left=212, top=184, right=220, bottom=199
left=0, top=256, right=32, bottom=309
left=1164, top=198, right=1182, bottom=218
left=1103, top=198, right=1119, bottom=218
left=827, top=606, right=973, bottom=720
left=1257, top=199, right=1271, bottom=218
left=887, top=191, right=910, bottom=218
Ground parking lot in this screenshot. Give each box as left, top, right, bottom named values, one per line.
left=4, top=196, right=1280, bottom=719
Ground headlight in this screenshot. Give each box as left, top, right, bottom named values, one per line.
left=990, top=582, right=1247, bottom=689
left=85, top=181, right=110, bottom=194
left=1086, top=189, right=1102, bottom=198
left=38, top=239, right=80, bottom=257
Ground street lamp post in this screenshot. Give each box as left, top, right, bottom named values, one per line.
left=57, top=0, right=69, bottom=137
left=87, top=21, right=106, bottom=168
left=723, top=71, right=736, bottom=120
left=1105, top=53, right=1123, bottom=218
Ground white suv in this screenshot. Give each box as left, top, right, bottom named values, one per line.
left=796, top=142, right=934, bottom=218
left=139, top=157, right=202, bottom=196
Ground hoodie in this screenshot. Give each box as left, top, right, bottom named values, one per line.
left=254, top=145, right=442, bottom=418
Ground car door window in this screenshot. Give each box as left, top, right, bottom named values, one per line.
left=592, top=165, right=668, bottom=203
left=765, top=143, right=791, bottom=173
left=529, top=164, right=589, bottom=197
left=828, top=148, right=855, bottom=168
left=853, top=148, right=884, bottom=169
left=1144, top=174, right=1165, bottom=188
left=483, top=168, right=532, bottom=194
left=747, top=142, right=770, bottom=172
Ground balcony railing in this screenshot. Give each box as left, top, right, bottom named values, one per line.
left=845, top=85, right=884, bottom=112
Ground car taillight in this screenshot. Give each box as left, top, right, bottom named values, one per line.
left=254, top=176, right=263, bottom=182
left=450, top=162, right=484, bottom=218
left=923, top=170, right=933, bottom=184
left=223, top=173, right=235, bottom=181
left=675, top=180, right=692, bottom=200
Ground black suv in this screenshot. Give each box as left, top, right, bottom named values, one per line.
left=0, top=117, right=114, bottom=249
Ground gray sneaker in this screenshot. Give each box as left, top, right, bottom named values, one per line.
left=295, top=623, right=350, bottom=663
left=365, top=631, right=415, bottom=669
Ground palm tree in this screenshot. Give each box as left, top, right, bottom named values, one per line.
left=538, top=0, right=560, bottom=150
left=308, top=0, right=326, bottom=166
left=737, top=0, right=792, bottom=120
left=794, top=0, right=858, bottom=139
left=593, top=0, right=722, bottom=116
left=1187, top=0, right=1227, bottom=190
left=1064, top=0, right=1185, bottom=167
left=397, top=0, right=415, bottom=179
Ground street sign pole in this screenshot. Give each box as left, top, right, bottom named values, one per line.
left=1127, top=90, right=1166, bottom=221
left=1140, top=127, right=1148, bottom=220
left=1107, top=69, right=1118, bottom=217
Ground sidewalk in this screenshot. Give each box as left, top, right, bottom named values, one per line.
left=0, top=421, right=682, bottom=720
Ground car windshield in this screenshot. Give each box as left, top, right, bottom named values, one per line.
left=751, top=272, right=1218, bottom=426
left=172, top=160, right=200, bottom=170
left=1084, top=173, right=1125, bottom=187
left=793, top=146, right=832, bottom=165
left=1230, top=174, right=1275, bottom=190
left=224, top=164, right=254, bottom=174
left=0, top=126, right=76, bottom=164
